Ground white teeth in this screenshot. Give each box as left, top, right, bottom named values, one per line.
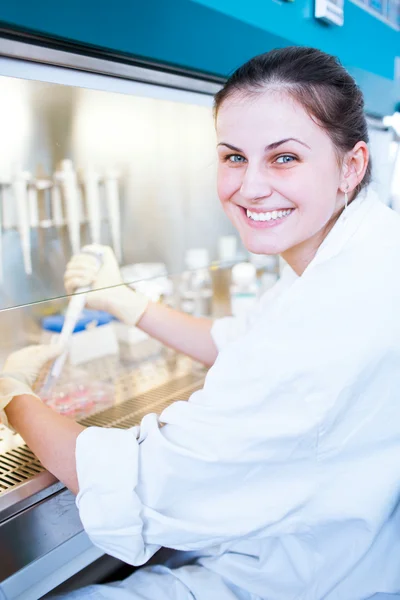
left=246, top=208, right=292, bottom=222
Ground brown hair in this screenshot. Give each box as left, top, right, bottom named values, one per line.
left=214, top=46, right=371, bottom=195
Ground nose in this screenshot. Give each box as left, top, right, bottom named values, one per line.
left=240, top=163, right=273, bottom=203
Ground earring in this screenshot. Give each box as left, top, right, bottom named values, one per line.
left=342, top=184, right=349, bottom=220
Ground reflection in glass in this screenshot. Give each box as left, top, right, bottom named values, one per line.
left=0, top=74, right=236, bottom=313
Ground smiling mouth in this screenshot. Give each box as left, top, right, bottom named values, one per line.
left=239, top=206, right=295, bottom=226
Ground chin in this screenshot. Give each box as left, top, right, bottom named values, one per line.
left=242, top=234, right=284, bottom=256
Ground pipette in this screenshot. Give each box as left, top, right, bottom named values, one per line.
left=27, top=177, right=39, bottom=228
left=104, top=169, right=122, bottom=263
left=41, top=247, right=104, bottom=395
left=56, top=160, right=81, bottom=254
left=12, top=170, right=32, bottom=275
left=51, top=182, right=64, bottom=227
left=0, top=172, right=11, bottom=286
left=82, top=166, right=101, bottom=244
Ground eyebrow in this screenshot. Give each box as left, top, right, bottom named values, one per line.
left=217, top=138, right=311, bottom=152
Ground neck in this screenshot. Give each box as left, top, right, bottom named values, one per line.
left=281, top=212, right=341, bottom=276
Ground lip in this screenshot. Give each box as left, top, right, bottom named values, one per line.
left=239, top=206, right=294, bottom=229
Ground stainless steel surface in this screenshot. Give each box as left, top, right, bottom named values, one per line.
left=0, top=441, right=43, bottom=492
left=0, top=38, right=223, bottom=95
left=0, top=57, right=236, bottom=314
left=0, top=356, right=206, bottom=597
left=0, top=473, right=62, bottom=524
left=0, top=488, right=83, bottom=582
left=0, top=489, right=103, bottom=599
left=0, top=538, right=103, bottom=600
left=0, top=352, right=206, bottom=522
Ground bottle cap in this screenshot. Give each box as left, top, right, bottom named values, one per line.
left=185, top=248, right=209, bottom=270
left=231, top=262, right=257, bottom=286
left=218, top=235, right=237, bottom=262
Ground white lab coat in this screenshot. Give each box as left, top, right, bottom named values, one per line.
left=71, top=190, right=400, bottom=600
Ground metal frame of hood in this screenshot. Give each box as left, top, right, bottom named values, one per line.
left=0, top=33, right=220, bottom=528
left=0, top=30, right=223, bottom=96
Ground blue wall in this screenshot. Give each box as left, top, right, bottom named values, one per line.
left=0, top=0, right=399, bottom=115
left=194, top=0, right=399, bottom=81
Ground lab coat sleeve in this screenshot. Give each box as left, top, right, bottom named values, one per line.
left=75, top=375, right=319, bottom=566
left=75, top=426, right=161, bottom=565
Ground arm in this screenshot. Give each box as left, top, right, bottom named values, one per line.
left=0, top=345, right=84, bottom=494
left=5, top=394, right=83, bottom=495
left=65, top=245, right=219, bottom=367
left=136, top=301, right=217, bottom=367
left=0, top=338, right=318, bottom=568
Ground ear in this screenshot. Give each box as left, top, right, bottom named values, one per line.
left=340, top=141, right=369, bottom=194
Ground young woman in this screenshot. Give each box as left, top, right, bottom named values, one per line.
left=2, top=46, right=400, bottom=600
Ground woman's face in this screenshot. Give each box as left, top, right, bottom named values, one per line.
left=216, top=90, right=345, bottom=272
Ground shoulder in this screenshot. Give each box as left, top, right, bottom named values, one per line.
left=358, top=192, right=400, bottom=247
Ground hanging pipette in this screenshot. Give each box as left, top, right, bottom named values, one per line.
left=56, top=159, right=81, bottom=254
left=0, top=179, right=7, bottom=286
left=12, top=170, right=32, bottom=275
left=0, top=170, right=11, bottom=284
left=104, top=169, right=122, bottom=263
left=51, top=182, right=64, bottom=227
left=1, top=165, right=15, bottom=232
left=82, top=166, right=101, bottom=245
left=27, top=176, right=39, bottom=228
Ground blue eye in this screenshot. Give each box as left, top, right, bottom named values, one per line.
left=226, top=154, right=246, bottom=163
left=276, top=155, right=296, bottom=164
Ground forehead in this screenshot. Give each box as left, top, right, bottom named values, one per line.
left=216, top=89, right=329, bottom=148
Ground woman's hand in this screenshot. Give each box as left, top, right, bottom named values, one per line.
left=64, top=244, right=149, bottom=326
left=0, top=344, right=62, bottom=427
left=0, top=344, right=62, bottom=421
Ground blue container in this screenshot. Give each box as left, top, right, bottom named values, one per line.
left=42, top=309, right=115, bottom=334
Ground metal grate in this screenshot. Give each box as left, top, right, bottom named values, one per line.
left=81, top=373, right=203, bottom=429
left=0, top=372, right=204, bottom=495
left=0, top=444, right=44, bottom=493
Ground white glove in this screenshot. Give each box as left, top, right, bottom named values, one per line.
left=64, top=244, right=149, bottom=326
left=0, top=345, right=62, bottom=426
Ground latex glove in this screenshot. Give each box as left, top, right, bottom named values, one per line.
left=64, top=244, right=149, bottom=326
left=0, top=344, right=62, bottom=426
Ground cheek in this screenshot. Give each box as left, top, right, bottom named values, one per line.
left=285, top=162, right=339, bottom=213
left=312, top=168, right=340, bottom=218
left=217, top=167, right=242, bottom=205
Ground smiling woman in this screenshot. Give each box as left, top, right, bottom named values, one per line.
left=2, top=47, right=400, bottom=600
left=214, top=46, right=370, bottom=273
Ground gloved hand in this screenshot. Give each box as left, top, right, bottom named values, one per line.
left=64, top=244, right=149, bottom=326
left=0, top=344, right=62, bottom=426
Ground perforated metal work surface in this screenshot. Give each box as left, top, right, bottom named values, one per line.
left=0, top=445, right=44, bottom=493
left=0, top=358, right=205, bottom=515
left=81, top=373, right=203, bottom=429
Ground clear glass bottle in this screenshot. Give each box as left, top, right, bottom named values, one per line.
left=179, top=248, right=213, bottom=317
left=230, top=262, right=258, bottom=317
left=248, top=252, right=279, bottom=293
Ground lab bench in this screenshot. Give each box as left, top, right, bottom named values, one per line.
left=0, top=348, right=207, bottom=600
